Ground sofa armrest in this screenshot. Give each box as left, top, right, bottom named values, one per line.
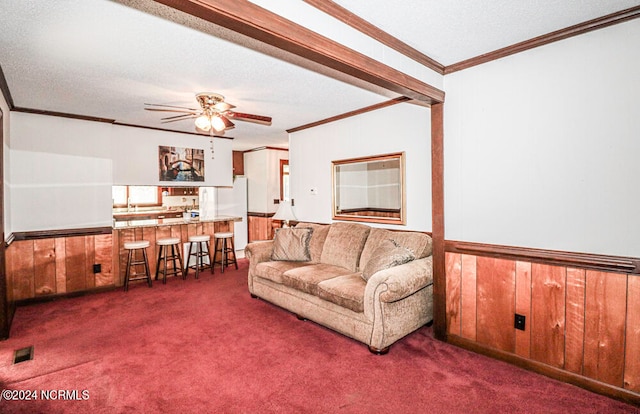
left=245, top=240, right=274, bottom=265
left=366, top=256, right=433, bottom=303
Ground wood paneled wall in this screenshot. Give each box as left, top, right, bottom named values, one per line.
left=446, top=251, right=640, bottom=398
left=6, top=234, right=114, bottom=301
left=247, top=215, right=279, bottom=242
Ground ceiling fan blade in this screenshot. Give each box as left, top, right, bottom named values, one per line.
left=145, top=107, right=197, bottom=114
left=161, top=115, right=198, bottom=124
left=144, top=103, right=199, bottom=111
left=161, top=113, right=199, bottom=121
left=220, top=115, right=235, bottom=130
left=226, top=111, right=272, bottom=126
left=213, top=101, right=235, bottom=112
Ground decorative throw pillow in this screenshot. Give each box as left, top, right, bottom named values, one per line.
left=361, top=239, right=415, bottom=281
left=271, top=227, right=313, bottom=262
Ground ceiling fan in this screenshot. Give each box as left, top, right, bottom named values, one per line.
left=144, top=92, right=272, bottom=135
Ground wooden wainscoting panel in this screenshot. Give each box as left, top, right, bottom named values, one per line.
left=445, top=252, right=461, bottom=336
left=94, top=234, right=114, bottom=287
left=476, top=257, right=516, bottom=352
left=530, top=264, right=566, bottom=368
left=65, top=236, right=87, bottom=292
left=84, top=235, right=96, bottom=289
left=201, top=222, right=213, bottom=236
left=7, top=240, right=34, bottom=300
left=171, top=224, right=182, bottom=240
left=565, top=267, right=586, bottom=374
left=460, top=254, right=477, bottom=341
left=584, top=271, right=627, bottom=387
left=33, top=238, right=56, bottom=296
left=515, top=261, right=532, bottom=358
left=55, top=238, right=67, bottom=294
left=625, top=275, right=640, bottom=392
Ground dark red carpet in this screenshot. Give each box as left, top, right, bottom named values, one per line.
left=0, top=259, right=637, bottom=413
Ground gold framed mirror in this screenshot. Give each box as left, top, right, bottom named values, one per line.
left=332, top=152, right=406, bottom=225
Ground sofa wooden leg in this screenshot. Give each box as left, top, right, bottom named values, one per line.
left=250, top=293, right=258, bottom=299
left=295, top=314, right=307, bottom=321
left=368, top=345, right=390, bottom=355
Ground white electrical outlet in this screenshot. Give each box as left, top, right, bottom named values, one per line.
left=310, top=188, right=318, bottom=195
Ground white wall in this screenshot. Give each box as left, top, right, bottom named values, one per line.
left=9, top=112, right=233, bottom=232
left=290, top=102, right=431, bottom=231
left=444, top=19, right=640, bottom=257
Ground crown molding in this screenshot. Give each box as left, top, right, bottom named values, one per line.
left=287, top=96, right=411, bottom=133
left=445, top=5, right=640, bottom=74
left=0, top=65, right=15, bottom=109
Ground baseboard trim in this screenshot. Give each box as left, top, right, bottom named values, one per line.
left=447, top=334, right=640, bottom=407
left=14, top=286, right=117, bottom=307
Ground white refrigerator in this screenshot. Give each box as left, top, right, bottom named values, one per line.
left=213, top=177, right=248, bottom=253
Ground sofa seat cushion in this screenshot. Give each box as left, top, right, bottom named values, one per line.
left=320, top=222, right=371, bottom=272
left=359, top=228, right=432, bottom=270
left=316, top=273, right=366, bottom=313
left=255, top=261, right=311, bottom=284
left=281, top=263, right=353, bottom=296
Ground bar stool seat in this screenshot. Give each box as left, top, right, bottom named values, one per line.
left=185, top=234, right=212, bottom=279
left=155, top=237, right=184, bottom=284
left=123, top=240, right=152, bottom=291
left=213, top=232, right=238, bottom=273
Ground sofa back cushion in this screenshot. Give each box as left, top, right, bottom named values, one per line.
left=361, top=239, right=416, bottom=281
left=295, top=222, right=330, bottom=263
left=271, top=227, right=313, bottom=262
left=359, top=228, right=432, bottom=270
left=320, top=222, right=371, bottom=272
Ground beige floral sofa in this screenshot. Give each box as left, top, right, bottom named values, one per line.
left=245, top=222, right=434, bottom=354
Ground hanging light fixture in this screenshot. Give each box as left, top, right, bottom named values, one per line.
left=194, top=114, right=212, bottom=132
left=211, top=114, right=226, bottom=132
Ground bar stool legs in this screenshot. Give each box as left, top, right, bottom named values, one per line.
left=123, top=240, right=152, bottom=292
left=155, top=237, right=184, bottom=284
left=185, top=234, right=212, bottom=279
left=214, top=232, right=238, bottom=273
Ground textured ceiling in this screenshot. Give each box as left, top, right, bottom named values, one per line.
left=0, top=0, right=637, bottom=150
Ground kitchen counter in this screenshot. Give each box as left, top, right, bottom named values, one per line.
left=113, top=215, right=242, bottom=229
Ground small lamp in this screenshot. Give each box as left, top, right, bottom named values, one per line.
left=272, top=200, right=297, bottom=227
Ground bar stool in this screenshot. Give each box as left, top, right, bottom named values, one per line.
left=155, top=237, right=184, bottom=284
left=213, top=232, right=238, bottom=273
left=123, top=240, right=152, bottom=292
left=185, top=234, right=212, bottom=279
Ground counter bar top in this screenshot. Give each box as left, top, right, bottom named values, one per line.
left=113, top=215, right=241, bottom=229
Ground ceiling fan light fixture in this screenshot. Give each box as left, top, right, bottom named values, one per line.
left=211, top=114, right=226, bottom=132
left=195, top=114, right=211, bottom=131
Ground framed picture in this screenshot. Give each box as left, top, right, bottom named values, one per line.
left=159, top=146, right=205, bottom=182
